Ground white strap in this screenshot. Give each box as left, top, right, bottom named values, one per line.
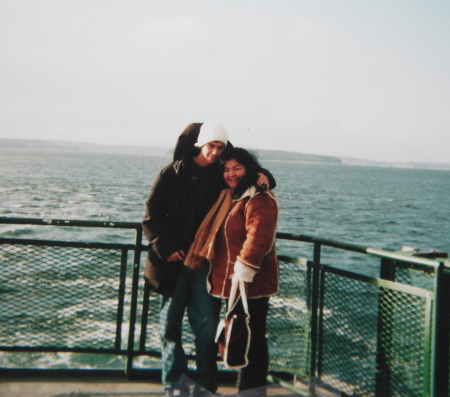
left=227, top=276, right=249, bottom=317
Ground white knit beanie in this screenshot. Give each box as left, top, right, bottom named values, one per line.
left=194, top=122, right=228, bottom=147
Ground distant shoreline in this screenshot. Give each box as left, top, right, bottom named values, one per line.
left=1, top=138, right=450, bottom=171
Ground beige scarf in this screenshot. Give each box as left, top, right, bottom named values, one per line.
left=185, top=188, right=233, bottom=269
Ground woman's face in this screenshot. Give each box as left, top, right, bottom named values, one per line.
left=223, top=159, right=246, bottom=189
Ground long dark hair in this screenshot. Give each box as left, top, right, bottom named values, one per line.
left=220, top=147, right=263, bottom=199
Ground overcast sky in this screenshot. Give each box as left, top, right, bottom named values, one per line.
left=1, top=1, right=449, bottom=163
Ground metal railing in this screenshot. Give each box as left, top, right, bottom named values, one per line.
left=0, top=217, right=448, bottom=397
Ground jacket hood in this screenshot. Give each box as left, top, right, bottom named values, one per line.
left=173, top=123, right=203, bottom=162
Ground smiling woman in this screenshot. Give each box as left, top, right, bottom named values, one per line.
left=220, top=148, right=264, bottom=200
left=185, top=147, right=279, bottom=393
left=223, top=159, right=246, bottom=189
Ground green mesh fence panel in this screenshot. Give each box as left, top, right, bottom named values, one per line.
left=1, top=233, right=443, bottom=395
left=140, top=257, right=311, bottom=378
left=319, top=269, right=431, bottom=397
left=319, top=272, right=379, bottom=396
left=268, top=257, right=310, bottom=377
left=376, top=288, right=429, bottom=397
left=0, top=244, right=125, bottom=351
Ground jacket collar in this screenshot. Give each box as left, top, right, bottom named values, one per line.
left=172, top=159, right=184, bottom=175
left=234, top=185, right=258, bottom=201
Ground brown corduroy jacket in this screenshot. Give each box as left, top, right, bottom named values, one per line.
left=208, top=187, right=279, bottom=299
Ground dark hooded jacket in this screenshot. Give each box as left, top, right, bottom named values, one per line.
left=143, top=123, right=226, bottom=260
left=142, top=123, right=275, bottom=292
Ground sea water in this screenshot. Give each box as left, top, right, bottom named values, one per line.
left=1, top=147, right=449, bottom=265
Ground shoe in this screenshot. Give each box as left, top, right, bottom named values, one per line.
left=192, top=385, right=215, bottom=397
left=164, top=386, right=190, bottom=397
left=237, top=386, right=267, bottom=397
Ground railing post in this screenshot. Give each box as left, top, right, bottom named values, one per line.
left=375, top=258, right=395, bottom=396
left=313, top=242, right=321, bottom=265
left=316, top=268, right=325, bottom=378
left=115, top=249, right=128, bottom=351
left=430, top=263, right=449, bottom=397
left=308, top=243, right=322, bottom=394
left=379, top=257, right=396, bottom=281
left=139, top=282, right=151, bottom=351
left=308, top=260, right=320, bottom=378
left=126, top=226, right=143, bottom=377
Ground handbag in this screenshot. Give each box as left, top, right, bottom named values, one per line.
left=215, top=277, right=251, bottom=369
left=144, top=244, right=183, bottom=296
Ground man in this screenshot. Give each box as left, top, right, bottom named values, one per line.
left=143, top=122, right=273, bottom=397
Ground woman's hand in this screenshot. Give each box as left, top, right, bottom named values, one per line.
left=234, top=260, right=257, bottom=282
left=256, top=172, right=269, bottom=189
left=167, top=250, right=186, bottom=262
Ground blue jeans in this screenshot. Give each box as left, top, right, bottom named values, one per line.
left=159, top=265, right=222, bottom=392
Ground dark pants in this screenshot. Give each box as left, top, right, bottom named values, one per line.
left=159, top=266, right=222, bottom=392
left=231, top=296, right=270, bottom=392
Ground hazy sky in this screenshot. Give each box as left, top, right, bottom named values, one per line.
left=1, top=1, right=449, bottom=163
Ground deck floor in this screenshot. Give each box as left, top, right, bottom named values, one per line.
left=0, top=374, right=341, bottom=397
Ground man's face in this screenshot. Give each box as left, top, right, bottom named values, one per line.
left=200, top=141, right=226, bottom=164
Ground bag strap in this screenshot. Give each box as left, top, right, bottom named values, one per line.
left=227, top=276, right=249, bottom=317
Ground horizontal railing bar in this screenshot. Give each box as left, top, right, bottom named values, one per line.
left=1, top=217, right=446, bottom=270
left=0, top=346, right=162, bottom=359
left=276, top=231, right=368, bottom=254
left=277, top=255, right=310, bottom=266
left=0, top=346, right=127, bottom=354
left=0, top=237, right=141, bottom=251
left=367, top=247, right=446, bottom=268
left=275, top=232, right=315, bottom=243
left=0, top=368, right=162, bottom=379
left=0, top=217, right=141, bottom=229
left=391, top=259, right=437, bottom=275
left=0, top=217, right=367, bottom=254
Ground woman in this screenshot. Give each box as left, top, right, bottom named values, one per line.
left=185, top=147, right=279, bottom=394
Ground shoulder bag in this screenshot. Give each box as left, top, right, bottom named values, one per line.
left=215, top=277, right=251, bottom=369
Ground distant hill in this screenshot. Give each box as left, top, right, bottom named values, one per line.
left=340, top=157, right=450, bottom=171
left=0, top=138, right=341, bottom=164
left=251, top=149, right=341, bottom=164
left=1, top=138, right=450, bottom=170
left=0, top=138, right=171, bottom=156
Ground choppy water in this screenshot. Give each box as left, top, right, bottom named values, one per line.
left=1, top=147, right=449, bottom=267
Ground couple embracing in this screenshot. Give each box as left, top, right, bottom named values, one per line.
left=143, top=122, right=279, bottom=397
